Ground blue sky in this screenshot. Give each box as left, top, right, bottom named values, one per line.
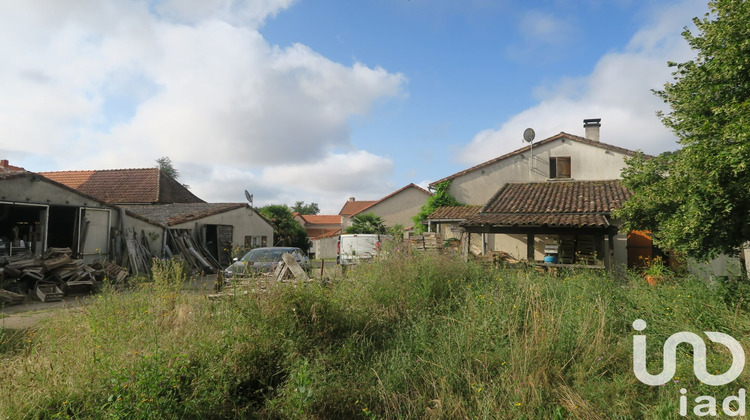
left=0, top=0, right=707, bottom=213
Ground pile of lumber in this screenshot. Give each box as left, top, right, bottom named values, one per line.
left=473, top=250, right=522, bottom=267
left=0, top=288, right=25, bottom=305
left=110, top=228, right=153, bottom=276
left=208, top=253, right=310, bottom=300
left=402, top=232, right=443, bottom=252
left=273, top=253, right=310, bottom=282
left=165, top=229, right=221, bottom=274
left=0, top=247, right=128, bottom=304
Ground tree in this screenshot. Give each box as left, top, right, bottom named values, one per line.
left=412, top=180, right=463, bottom=233
left=615, top=0, right=750, bottom=260
left=291, top=201, right=320, bottom=215
left=258, top=204, right=311, bottom=252
left=345, top=212, right=387, bottom=234
left=156, top=156, right=179, bottom=180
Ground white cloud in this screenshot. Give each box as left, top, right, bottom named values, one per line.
left=184, top=151, right=395, bottom=214
left=153, top=0, right=296, bottom=26
left=0, top=0, right=406, bottom=210
left=459, top=0, right=706, bottom=165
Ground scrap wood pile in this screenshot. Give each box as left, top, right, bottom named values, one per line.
left=473, top=250, right=522, bottom=267
left=164, top=229, right=221, bottom=274
left=111, top=228, right=153, bottom=276
left=0, top=248, right=128, bottom=305
left=208, top=253, right=310, bottom=300
left=401, top=232, right=443, bottom=253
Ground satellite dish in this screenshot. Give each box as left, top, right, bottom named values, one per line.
left=244, top=190, right=253, bottom=206
left=523, top=128, right=535, bottom=143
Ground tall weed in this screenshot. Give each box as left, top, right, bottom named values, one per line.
left=1, top=254, right=748, bottom=419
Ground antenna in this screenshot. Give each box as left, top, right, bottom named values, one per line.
left=523, top=128, right=535, bottom=175
left=244, top=190, right=254, bottom=207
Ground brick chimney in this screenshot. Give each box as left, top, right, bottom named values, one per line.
left=583, top=118, right=601, bottom=142
left=1, top=160, right=8, bottom=168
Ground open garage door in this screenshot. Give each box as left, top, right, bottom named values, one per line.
left=78, top=208, right=111, bottom=263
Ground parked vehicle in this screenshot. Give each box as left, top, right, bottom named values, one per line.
left=224, top=247, right=309, bottom=277
left=337, top=234, right=389, bottom=265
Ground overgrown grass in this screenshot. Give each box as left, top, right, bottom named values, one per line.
left=1, top=254, right=750, bottom=419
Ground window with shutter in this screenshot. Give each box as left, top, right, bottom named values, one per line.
left=549, top=157, right=571, bottom=179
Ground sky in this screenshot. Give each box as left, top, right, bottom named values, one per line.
left=0, top=0, right=709, bottom=214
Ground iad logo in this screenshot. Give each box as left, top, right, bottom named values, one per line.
left=632, top=319, right=746, bottom=417
left=632, top=319, right=744, bottom=386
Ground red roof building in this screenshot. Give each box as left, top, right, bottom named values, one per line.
left=39, top=168, right=204, bottom=205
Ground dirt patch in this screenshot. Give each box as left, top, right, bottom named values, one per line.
left=1, top=296, right=92, bottom=330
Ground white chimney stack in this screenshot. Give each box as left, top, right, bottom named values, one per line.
left=583, top=118, right=601, bottom=142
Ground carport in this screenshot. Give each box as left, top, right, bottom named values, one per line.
left=459, top=180, right=631, bottom=271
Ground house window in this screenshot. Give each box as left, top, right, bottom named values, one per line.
left=549, top=157, right=571, bottom=179
left=261, top=236, right=268, bottom=247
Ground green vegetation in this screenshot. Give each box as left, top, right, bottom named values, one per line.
left=2, top=255, right=750, bottom=418
left=155, top=156, right=179, bottom=180
left=258, top=204, right=311, bottom=252
left=345, top=212, right=387, bottom=234
left=412, top=180, right=463, bottom=233
left=291, top=201, right=320, bottom=215
left=617, top=0, right=750, bottom=259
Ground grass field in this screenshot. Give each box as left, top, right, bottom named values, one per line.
left=1, top=254, right=749, bottom=419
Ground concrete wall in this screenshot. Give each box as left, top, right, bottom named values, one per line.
left=2, top=176, right=111, bottom=210
left=688, top=255, right=745, bottom=282
left=170, top=206, right=274, bottom=250
left=0, top=176, right=118, bottom=260
left=449, top=139, right=630, bottom=205
left=311, top=236, right=338, bottom=259
left=363, top=187, right=431, bottom=228
left=123, top=214, right=164, bottom=256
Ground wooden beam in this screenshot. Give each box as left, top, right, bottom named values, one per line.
left=526, top=233, right=535, bottom=262
left=462, top=225, right=618, bottom=236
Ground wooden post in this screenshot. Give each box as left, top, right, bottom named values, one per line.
left=527, top=233, right=535, bottom=262
left=462, top=231, right=471, bottom=262
left=603, top=234, right=611, bottom=272
left=481, top=233, right=487, bottom=255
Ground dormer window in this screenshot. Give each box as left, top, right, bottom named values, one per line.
left=549, top=157, right=571, bottom=179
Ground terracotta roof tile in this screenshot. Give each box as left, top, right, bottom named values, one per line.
left=339, top=200, right=378, bottom=216
left=427, top=205, right=481, bottom=220
left=463, top=180, right=630, bottom=228
left=0, top=160, right=27, bottom=174
left=39, top=168, right=204, bottom=204
left=430, top=132, right=644, bottom=188
left=310, top=228, right=342, bottom=240
left=298, top=214, right=342, bottom=225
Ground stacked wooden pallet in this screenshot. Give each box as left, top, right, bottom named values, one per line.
left=402, top=232, right=443, bottom=252
left=0, top=247, right=128, bottom=303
